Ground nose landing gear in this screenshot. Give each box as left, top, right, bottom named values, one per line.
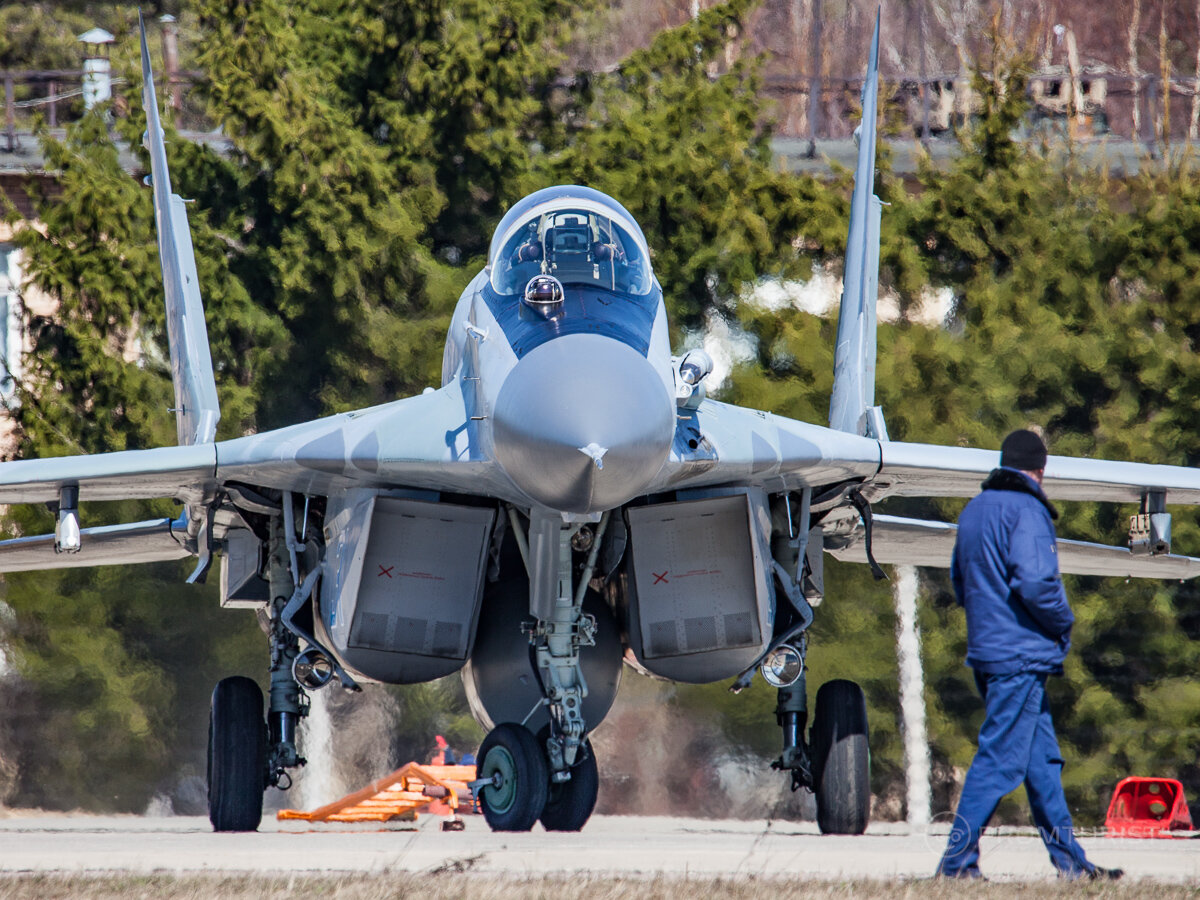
left=538, top=730, right=599, bottom=831
left=473, top=724, right=601, bottom=832
left=473, top=512, right=609, bottom=832
left=475, top=723, right=550, bottom=831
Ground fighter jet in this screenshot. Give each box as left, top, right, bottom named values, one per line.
left=2, top=14, right=1198, bottom=834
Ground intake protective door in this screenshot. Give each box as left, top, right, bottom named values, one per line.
left=321, top=492, right=495, bottom=683
left=623, top=488, right=774, bottom=682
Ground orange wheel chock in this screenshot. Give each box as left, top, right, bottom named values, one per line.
left=277, top=762, right=478, bottom=824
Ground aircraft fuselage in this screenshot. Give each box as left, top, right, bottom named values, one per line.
left=442, top=186, right=678, bottom=515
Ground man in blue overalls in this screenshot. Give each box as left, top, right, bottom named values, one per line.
left=936, top=429, right=1122, bottom=880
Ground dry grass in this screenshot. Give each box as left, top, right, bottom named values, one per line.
left=0, top=874, right=1188, bottom=900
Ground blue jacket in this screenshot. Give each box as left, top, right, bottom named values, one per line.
left=951, top=467, right=1074, bottom=675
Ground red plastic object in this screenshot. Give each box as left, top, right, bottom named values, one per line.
left=1105, top=777, right=1193, bottom=837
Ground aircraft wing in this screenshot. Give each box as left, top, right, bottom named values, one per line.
left=826, top=513, right=1200, bottom=579
left=0, top=443, right=217, bottom=505
left=876, top=442, right=1200, bottom=505
left=0, top=378, right=518, bottom=574
left=212, top=380, right=511, bottom=498
left=0, top=381, right=512, bottom=509
left=653, top=402, right=1200, bottom=511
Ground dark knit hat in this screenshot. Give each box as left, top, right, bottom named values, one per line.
left=1000, top=429, right=1047, bottom=471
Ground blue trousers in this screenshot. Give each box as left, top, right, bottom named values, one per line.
left=937, top=670, right=1093, bottom=878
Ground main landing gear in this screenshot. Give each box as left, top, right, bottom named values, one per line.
left=207, top=514, right=297, bottom=832
left=762, top=490, right=871, bottom=835
left=207, top=676, right=268, bottom=832
left=474, top=514, right=608, bottom=832
left=772, top=671, right=871, bottom=835
left=811, top=679, right=870, bottom=835
left=208, top=500, right=352, bottom=832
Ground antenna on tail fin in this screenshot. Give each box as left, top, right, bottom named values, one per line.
left=828, top=8, right=887, bottom=441
left=139, top=14, right=220, bottom=446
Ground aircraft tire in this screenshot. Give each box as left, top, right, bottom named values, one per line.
left=477, top=722, right=549, bottom=832
left=537, top=730, right=599, bottom=832
left=811, top=678, right=870, bottom=835
left=207, top=676, right=267, bottom=833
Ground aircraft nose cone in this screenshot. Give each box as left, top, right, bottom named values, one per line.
left=493, top=335, right=674, bottom=513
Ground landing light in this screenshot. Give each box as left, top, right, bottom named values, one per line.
left=293, top=647, right=334, bottom=690
left=760, top=644, right=803, bottom=688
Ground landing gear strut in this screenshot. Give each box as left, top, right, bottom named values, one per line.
left=772, top=680, right=812, bottom=792
left=763, top=490, right=870, bottom=834
left=207, top=510, right=315, bottom=832
left=474, top=512, right=607, bottom=831
left=265, top=515, right=304, bottom=787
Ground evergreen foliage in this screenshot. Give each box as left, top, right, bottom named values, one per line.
left=0, top=4, right=126, bottom=72
left=4, top=1, right=1200, bottom=827
left=542, top=0, right=830, bottom=329
left=720, top=35, right=1200, bottom=825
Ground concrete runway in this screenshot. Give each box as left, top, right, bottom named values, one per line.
left=0, top=814, right=1196, bottom=881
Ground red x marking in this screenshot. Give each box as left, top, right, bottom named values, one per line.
left=378, top=565, right=394, bottom=578
left=653, top=571, right=669, bottom=584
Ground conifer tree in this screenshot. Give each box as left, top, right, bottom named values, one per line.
left=11, top=1, right=1200, bottom=823
left=1, top=108, right=270, bottom=810
left=543, top=0, right=837, bottom=329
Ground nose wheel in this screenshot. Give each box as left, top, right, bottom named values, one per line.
left=475, top=723, right=550, bottom=831
left=474, top=722, right=602, bottom=832
left=539, top=731, right=599, bottom=832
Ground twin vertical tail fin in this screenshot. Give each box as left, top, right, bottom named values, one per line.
left=828, top=9, right=887, bottom=441
left=139, top=15, right=220, bottom=446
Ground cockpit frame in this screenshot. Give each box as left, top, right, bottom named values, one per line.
left=488, top=188, right=655, bottom=298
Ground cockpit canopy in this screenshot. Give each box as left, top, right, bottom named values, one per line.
left=489, top=187, right=654, bottom=297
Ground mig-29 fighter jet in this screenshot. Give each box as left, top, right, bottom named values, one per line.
left=2, top=14, right=1199, bottom=834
